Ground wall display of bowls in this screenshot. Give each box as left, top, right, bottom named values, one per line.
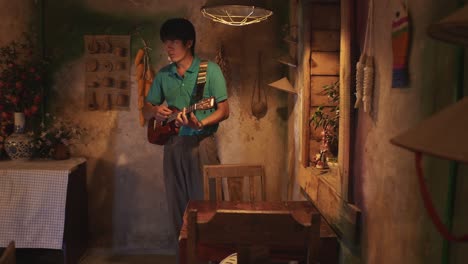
left=84, top=35, right=131, bottom=111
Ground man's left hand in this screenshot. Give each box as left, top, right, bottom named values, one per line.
left=175, top=108, right=203, bottom=130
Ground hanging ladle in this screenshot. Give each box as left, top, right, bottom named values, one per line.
left=251, top=52, right=268, bottom=119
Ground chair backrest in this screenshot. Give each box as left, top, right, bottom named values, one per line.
left=0, top=241, right=15, bottom=264
left=203, top=164, right=265, bottom=202
left=187, top=209, right=320, bottom=264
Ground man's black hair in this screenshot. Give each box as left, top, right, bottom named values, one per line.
left=160, top=18, right=196, bottom=55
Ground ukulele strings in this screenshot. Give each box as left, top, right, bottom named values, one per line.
left=166, top=105, right=195, bottom=123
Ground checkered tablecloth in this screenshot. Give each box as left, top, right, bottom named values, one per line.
left=0, top=158, right=86, bottom=249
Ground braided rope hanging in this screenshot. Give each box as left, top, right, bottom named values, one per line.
left=355, top=0, right=374, bottom=112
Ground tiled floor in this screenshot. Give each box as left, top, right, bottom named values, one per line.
left=80, top=253, right=176, bottom=264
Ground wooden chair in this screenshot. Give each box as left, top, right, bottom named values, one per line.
left=203, top=164, right=266, bottom=202
left=0, top=241, right=15, bottom=264
left=187, top=208, right=320, bottom=264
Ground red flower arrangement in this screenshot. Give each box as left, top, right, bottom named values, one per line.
left=0, top=34, right=47, bottom=119
left=0, top=34, right=48, bottom=157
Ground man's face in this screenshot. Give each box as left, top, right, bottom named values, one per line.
left=163, top=39, right=192, bottom=63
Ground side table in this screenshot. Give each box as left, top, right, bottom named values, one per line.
left=0, top=157, right=88, bottom=264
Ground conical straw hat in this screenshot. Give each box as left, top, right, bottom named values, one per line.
left=428, top=4, right=468, bottom=46
left=390, top=97, right=468, bottom=163
left=268, top=77, right=296, bottom=94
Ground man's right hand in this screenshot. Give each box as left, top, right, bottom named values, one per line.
left=152, top=105, right=173, bottom=121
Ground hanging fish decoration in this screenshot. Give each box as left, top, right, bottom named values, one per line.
left=391, top=0, right=410, bottom=88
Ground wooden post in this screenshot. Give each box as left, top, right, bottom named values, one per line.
left=299, top=0, right=312, bottom=168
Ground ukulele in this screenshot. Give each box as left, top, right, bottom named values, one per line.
left=147, top=97, right=215, bottom=145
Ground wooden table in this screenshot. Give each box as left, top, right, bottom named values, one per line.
left=179, top=200, right=339, bottom=264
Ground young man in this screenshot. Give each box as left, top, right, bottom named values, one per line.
left=143, top=18, right=229, bottom=255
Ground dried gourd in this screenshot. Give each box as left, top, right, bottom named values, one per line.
left=144, top=80, right=152, bottom=96
left=134, top=49, right=145, bottom=66
left=139, top=111, right=145, bottom=127
left=135, top=63, right=144, bottom=80
left=138, top=96, right=145, bottom=110
left=138, top=79, right=145, bottom=96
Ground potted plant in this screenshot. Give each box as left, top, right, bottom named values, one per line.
left=33, top=113, right=87, bottom=160
left=309, top=81, right=340, bottom=159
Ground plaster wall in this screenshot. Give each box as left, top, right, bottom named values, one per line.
left=0, top=0, right=34, bottom=46
left=43, top=0, right=289, bottom=253
left=352, top=0, right=468, bottom=263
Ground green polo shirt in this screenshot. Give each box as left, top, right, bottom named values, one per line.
left=146, top=56, right=228, bottom=136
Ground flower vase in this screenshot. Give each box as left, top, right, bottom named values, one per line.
left=4, top=112, right=34, bottom=160
left=0, top=119, right=13, bottom=160
left=52, top=143, right=70, bottom=160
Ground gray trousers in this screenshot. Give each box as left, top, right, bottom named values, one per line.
left=163, top=134, right=220, bottom=260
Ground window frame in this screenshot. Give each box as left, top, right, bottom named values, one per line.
left=297, top=0, right=360, bottom=245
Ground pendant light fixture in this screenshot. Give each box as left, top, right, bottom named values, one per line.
left=201, top=0, right=273, bottom=26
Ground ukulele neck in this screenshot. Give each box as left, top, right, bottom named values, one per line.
left=167, top=104, right=196, bottom=123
